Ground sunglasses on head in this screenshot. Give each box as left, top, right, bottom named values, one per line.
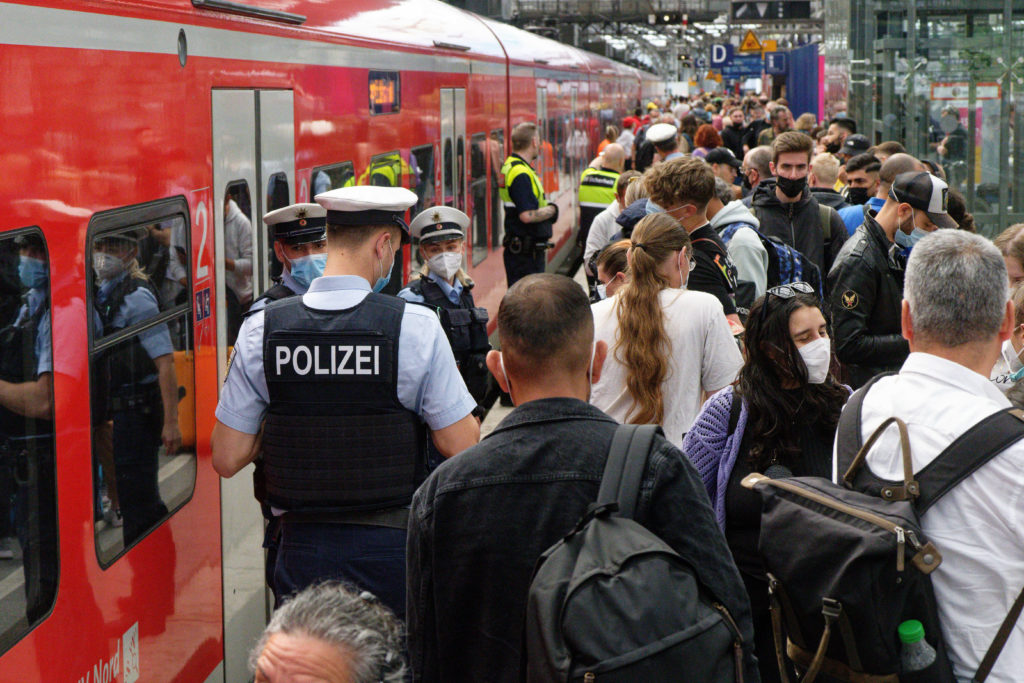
left=759, top=281, right=816, bottom=323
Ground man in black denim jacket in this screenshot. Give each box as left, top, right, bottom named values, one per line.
left=406, top=273, right=759, bottom=683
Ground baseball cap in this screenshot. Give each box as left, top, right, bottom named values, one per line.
left=705, top=147, right=742, bottom=168
left=839, top=134, right=871, bottom=156
left=889, top=171, right=957, bottom=229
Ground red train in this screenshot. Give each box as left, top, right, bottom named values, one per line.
left=0, top=1, right=656, bottom=680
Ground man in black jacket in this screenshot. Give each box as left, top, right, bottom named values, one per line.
left=720, top=106, right=747, bottom=159
left=827, top=171, right=956, bottom=387
left=406, top=274, right=757, bottom=683
left=749, top=132, right=847, bottom=279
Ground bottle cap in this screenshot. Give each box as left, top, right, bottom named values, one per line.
left=898, top=620, right=925, bottom=644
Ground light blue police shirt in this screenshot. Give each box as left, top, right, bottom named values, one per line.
left=97, top=274, right=174, bottom=361
left=397, top=271, right=463, bottom=306
left=15, top=288, right=51, bottom=377
left=246, top=270, right=304, bottom=314
left=215, top=275, right=476, bottom=435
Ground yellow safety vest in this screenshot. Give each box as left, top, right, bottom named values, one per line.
left=499, top=155, right=547, bottom=210
left=578, top=167, right=619, bottom=210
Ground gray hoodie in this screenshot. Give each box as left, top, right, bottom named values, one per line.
left=710, top=200, right=769, bottom=306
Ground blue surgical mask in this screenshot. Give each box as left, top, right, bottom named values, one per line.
left=645, top=199, right=664, bottom=215
left=373, top=240, right=394, bottom=293
left=18, top=255, right=47, bottom=290
left=287, top=252, right=326, bottom=289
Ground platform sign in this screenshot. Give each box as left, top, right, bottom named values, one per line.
left=695, top=56, right=708, bottom=69
left=732, top=1, right=811, bottom=21
left=710, top=43, right=734, bottom=68
left=765, top=52, right=787, bottom=75
left=930, top=82, right=1000, bottom=101
left=739, top=30, right=762, bottom=53
left=721, top=54, right=764, bottom=78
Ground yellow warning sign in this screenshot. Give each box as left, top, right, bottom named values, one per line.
left=761, top=39, right=777, bottom=53
left=739, top=30, right=762, bottom=53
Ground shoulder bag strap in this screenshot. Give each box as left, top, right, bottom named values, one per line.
left=597, top=424, right=660, bottom=519
left=818, top=203, right=832, bottom=241
left=974, top=583, right=1024, bottom=682
left=834, top=373, right=893, bottom=480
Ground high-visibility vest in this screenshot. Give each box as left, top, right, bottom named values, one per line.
left=578, top=167, right=619, bottom=210
left=499, top=155, right=547, bottom=210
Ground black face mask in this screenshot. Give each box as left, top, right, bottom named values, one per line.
left=741, top=172, right=753, bottom=192
left=846, top=186, right=870, bottom=205
left=776, top=175, right=807, bottom=198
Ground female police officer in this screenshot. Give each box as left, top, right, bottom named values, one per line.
left=211, top=186, right=479, bottom=619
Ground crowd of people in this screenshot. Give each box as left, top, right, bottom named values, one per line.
left=214, top=95, right=1024, bottom=683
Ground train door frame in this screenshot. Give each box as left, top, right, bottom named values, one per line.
left=211, top=87, right=295, bottom=683
left=440, top=88, right=467, bottom=212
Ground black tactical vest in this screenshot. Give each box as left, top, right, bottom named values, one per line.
left=261, top=293, right=426, bottom=513
left=408, top=276, right=490, bottom=405
left=96, top=276, right=160, bottom=391
left=247, top=283, right=294, bottom=317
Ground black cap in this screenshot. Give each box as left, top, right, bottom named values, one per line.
left=839, top=134, right=871, bottom=156
left=705, top=147, right=742, bottom=168
left=890, top=171, right=957, bottom=229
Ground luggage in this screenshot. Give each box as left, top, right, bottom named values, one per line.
left=524, top=425, right=744, bottom=682
left=743, top=376, right=1024, bottom=682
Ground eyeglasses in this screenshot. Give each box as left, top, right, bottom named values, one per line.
left=759, top=281, right=816, bottom=323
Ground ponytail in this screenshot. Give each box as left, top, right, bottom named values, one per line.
left=613, top=213, right=690, bottom=424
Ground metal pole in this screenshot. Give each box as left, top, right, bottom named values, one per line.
left=997, top=0, right=1013, bottom=232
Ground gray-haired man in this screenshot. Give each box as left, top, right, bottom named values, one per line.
left=250, top=581, right=406, bottom=683
left=833, top=230, right=1024, bottom=682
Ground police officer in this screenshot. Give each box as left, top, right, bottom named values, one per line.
left=398, top=206, right=490, bottom=410
left=500, top=121, right=559, bottom=287
left=578, top=144, right=624, bottom=284
left=647, top=122, right=684, bottom=163
left=211, top=186, right=480, bottom=619
left=248, top=203, right=328, bottom=314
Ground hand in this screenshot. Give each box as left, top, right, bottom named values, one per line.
left=162, top=421, right=182, bottom=456
left=225, top=258, right=235, bottom=271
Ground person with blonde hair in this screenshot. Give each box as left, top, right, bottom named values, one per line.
left=994, top=222, right=1024, bottom=288
left=590, top=213, right=743, bottom=447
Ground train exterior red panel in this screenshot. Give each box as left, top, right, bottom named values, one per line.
left=0, top=1, right=647, bottom=680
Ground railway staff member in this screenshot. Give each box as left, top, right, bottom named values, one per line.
left=500, top=122, right=558, bottom=287
left=211, top=186, right=480, bottom=619
left=398, top=206, right=490, bottom=410
left=577, top=144, right=624, bottom=280
left=248, top=203, right=328, bottom=314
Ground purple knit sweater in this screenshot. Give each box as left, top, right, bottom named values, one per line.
left=682, top=386, right=747, bottom=531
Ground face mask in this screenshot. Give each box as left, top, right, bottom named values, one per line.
left=645, top=198, right=664, bottom=214
left=18, top=255, right=47, bottom=290
left=846, top=186, right=869, bottom=205
left=775, top=175, right=807, bottom=199
left=427, top=251, right=462, bottom=281
left=93, top=252, right=125, bottom=281
left=373, top=240, right=394, bottom=293
left=595, top=283, right=608, bottom=300
left=1002, top=337, right=1024, bottom=373
left=287, top=252, right=326, bottom=289
left=741, top=173, right=752, bottom=192
left=677, top=250, right=691, bottom=290
left=798, top=337, right=831, bottom=384
left=895, top=211, right=927, bottom=249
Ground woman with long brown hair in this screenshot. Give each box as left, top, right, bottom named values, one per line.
left=590, top=213, right=743, bottom=447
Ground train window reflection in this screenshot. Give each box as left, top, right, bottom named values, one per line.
left=265, top=173, right=290, bottom=281
left=0, top=228, right=58, bottom=655
left=223, top=182, right=254, bottom=346
left=490, top=129, right=505, bottom=249
left=312, top=162, right=355, bottom=195
left=411, top=145, right=435, bottom=216
left=88, top=204, right=196, bottom=566
left=470, top=133, right=488, bottom=266
left=362, top=151, right=403, bottom=188
left=456, top=135, right=465, bottom=212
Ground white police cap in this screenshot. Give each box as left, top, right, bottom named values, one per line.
left=262, top=203, right=326, bottom=245
left=646, top=123, right=678, bottom=144
left=410, top=206, right=469, bottom=244
left=314, top=186, right=418, bottom=244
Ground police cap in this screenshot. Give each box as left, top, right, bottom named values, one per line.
left=646, top=123, right=678, bottom=144
left=263, top=203, right=326, bottom=245
left=410, top=206, right=469, bottom=244
left=315, top=186, right=417, bottom=245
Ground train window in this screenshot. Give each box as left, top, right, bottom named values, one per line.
left=443, top=138, right=453, bottom=206
left=266, top=173, right=290, bottom=281
left=469, top=133, right=488, bottom=266
left=0, top=228, right=58, bottom=654
left=87, top=200, right=197, bottom=567
left=456, top=135, right=466, bottom=213
left=410, top=145, right=435, bottom=216
left=490, top=129, right=505, bottom=249
left=312, top=162, right=355, bottom=194
left=223, top=182, right=254, bottom=346
left=361, top=151, right=403, bottom=188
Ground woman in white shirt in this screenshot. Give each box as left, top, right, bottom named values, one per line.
left=591, top=212, right=743, bottom=447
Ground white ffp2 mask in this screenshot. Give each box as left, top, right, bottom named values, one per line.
left=798, top=337, right=831, bottom=384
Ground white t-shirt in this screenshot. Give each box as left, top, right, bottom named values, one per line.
left=590, top=288, right=743, bottom=447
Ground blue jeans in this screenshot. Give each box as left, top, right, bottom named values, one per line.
left=274, top=520, right=407, bottom=620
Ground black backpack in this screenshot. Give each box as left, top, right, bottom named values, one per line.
left=524, top=425, right=745, bottom=682
left=743, top=376, right=1024, bottom=683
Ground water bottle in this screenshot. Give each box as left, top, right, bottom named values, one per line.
left=899, top=620, right=937, bottom=672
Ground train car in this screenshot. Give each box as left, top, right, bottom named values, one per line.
left=0, top=1, right=648, bottom=680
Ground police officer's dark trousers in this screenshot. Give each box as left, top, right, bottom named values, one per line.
left=503, top=245, right=545, bottom=288
left=111, top=385, right=168, bottom=546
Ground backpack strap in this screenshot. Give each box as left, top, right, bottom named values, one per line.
left=597, top=424, right=661, bottom=519
left=818, top=203, right=832, bottom=241
left=974, top=583, right=1024, bottom=682
left=834, top=373, right=894, bottom=480
left=915, top=408, right=1024, bottom=513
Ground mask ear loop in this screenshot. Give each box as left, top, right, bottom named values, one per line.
left=588, top=341, right=596, bottom=386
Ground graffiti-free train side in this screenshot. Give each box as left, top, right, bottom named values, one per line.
left=0, top=1, right=652, bottom=680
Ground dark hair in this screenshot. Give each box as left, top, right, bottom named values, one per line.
left=680, top=114, right=699, bottom=139
left=735, top=292, right=848, bottom=470
left=498, top=273, right=593, bottom=374
left=872, top=140, right=907, bottom=157
left=595, top=239, right=629, bottom=277
left=831, top=118, right=857, bottom=135
left=845, top=153, right=881, bottom=175
left=946, top=188, right=976, bottom=233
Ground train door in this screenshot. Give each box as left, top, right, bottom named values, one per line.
left=440, top=88, right=466, bottom=212
left=536, top=86, right=549, bottom=191
left=211, top=88, right=295, bottom=683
